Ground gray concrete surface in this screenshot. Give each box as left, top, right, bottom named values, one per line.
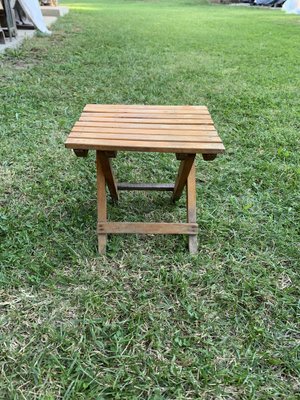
left=0, top=7, right=68, bottom=54
left=41, top=6, right=69, bottom=17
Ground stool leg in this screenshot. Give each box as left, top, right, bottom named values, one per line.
left=172, top=154, right=196, bottom=202
left=98, top=151, right=119, bottom=202
left=186, top=160, right=198, bottom=254
left=96, top=151, right=107, bottom=254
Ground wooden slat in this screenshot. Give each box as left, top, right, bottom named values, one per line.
left=97, top=222, right=198, bottom=235
left=82, top=112, right=212, bottom=119
left=85, top=104, right=208, bottom=111
left=65, top=137, right=225, bottom=153
left=74, top=121, right=215, bottom=131
left=84, top=105, right=209, bottom=115
left=79, top=117, right=213, bottom=124
left=85, top=109, right=210, bottom=115
left=71, top=126, right=218, bottom=136
left=117, top=183, right=175, bottom=191
left=69, top=132, right=221, bottom=143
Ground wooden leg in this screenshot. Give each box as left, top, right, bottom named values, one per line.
left=98, top=152, right=119, bottom=202
left=96, top=151, right=107, bottom=254
left=95, top=151, right=198, bottom=254
left=172, top=154, right=196, bottom=202
left=186, top=160, right=198, bottom=254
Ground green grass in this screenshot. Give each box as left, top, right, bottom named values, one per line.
left=0, top=0, right=299, bottom=398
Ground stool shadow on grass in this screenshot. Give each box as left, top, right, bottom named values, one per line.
left=61, top=190, right=190, bottom=256
left=106, top=190, right=190, bottom=255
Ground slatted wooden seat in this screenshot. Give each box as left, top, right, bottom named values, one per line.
left=65, top=104, right=225, bottom=254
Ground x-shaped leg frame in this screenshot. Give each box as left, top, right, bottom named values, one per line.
left=91, top=150, right=198, bottom=254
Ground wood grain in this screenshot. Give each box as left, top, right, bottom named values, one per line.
left=186, top=161, right=198, bottom=254
left=96, top=151, right=107, bottom=254
left=79, top=117, right=213, bottom=124
left=172, top=154, right=196, bottom=201
left=74, top=121, right=215, bottom=131
left=69, top=132, right=221, bottom=143
left=65, top=138, right=225, bottom=153
left=117, top=183, right=175, bottom=191
left=97, top=152, right=119, bottom=202
left=97, top=222, right=198, bottom=235
left=71, top=126, right=218, bottom=136
left=82, top=112, right=212, bottom=119
left=84, top=104, right=208, bottom=112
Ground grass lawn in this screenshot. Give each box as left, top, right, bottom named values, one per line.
left=0, top=0, right=299, bottom=398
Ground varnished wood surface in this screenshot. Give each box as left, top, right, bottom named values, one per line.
left=172, top=154, right=196, bottom=202
left=117, top=183, right=175, bottom=191
left=97, top=152, right=119, bottom=202
left=186, top=161, right=198, bottom=254
left=84, top=104, right=209, bottom=113
left=66, top=138, right=224, bottom=153
left=96, top=152, right=107, bottom=254
left=66, top=104, right=225, bottom=154
left=70, top=132, right=221, bottom=143
left=71, top=126, right=218, bottom=135
left=97, top=222, right=198, bottom=235
left=74, top=122, right=216, bottom=131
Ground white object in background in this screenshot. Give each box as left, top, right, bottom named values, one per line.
left=282, top=0, right=300, bottom=14
left=18, top=0, right=51, bottom=34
